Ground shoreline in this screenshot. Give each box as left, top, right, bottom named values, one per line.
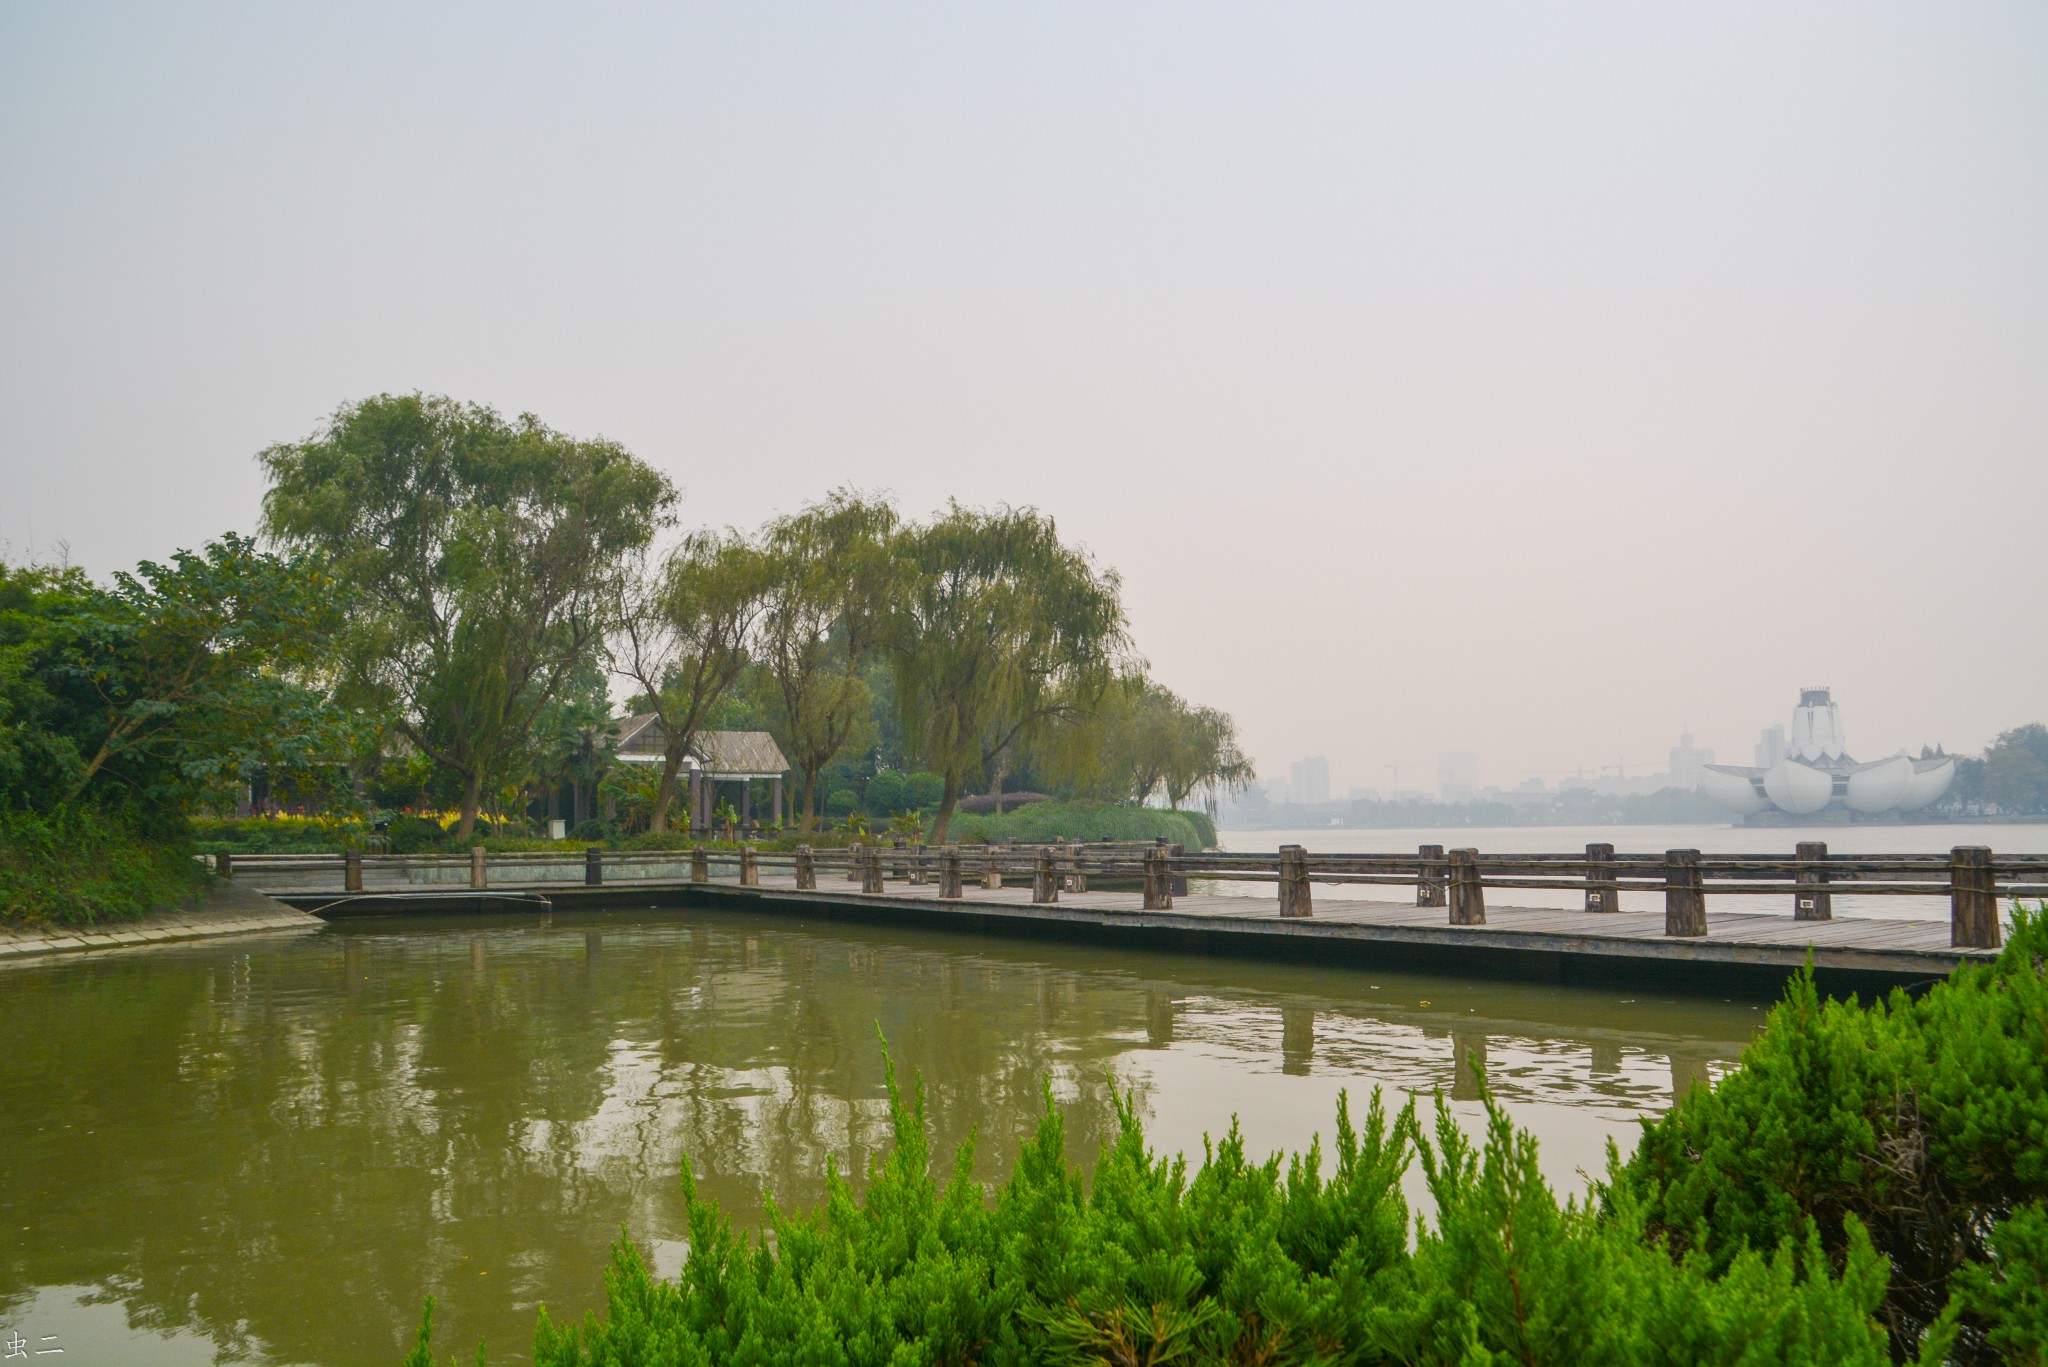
left=0, top=880, right=322, bottom=962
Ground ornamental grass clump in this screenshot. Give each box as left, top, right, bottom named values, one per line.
left=406, top=908, right=2048, bottom=1367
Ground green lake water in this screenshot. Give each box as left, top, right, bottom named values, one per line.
left=0, top=906, right=1765, bottom=1365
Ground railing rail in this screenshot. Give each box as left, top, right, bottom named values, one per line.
left=208, top=838, right=2040, bottom=950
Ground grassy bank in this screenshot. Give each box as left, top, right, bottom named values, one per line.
left=0, top=807, right=204, bottom=925
left=405, top=910, right=2048, bottom=1366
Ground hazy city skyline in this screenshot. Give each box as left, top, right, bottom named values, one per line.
left=5, top=4, right=2043, bottom=788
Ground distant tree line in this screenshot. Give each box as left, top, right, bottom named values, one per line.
left=3, top=394, right=1256, bottom=879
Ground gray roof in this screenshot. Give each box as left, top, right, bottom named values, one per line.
left=610, top=714, right=789, bottom=776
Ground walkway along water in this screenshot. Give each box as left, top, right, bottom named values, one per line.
left=224, top=839, right=2046, bottom=993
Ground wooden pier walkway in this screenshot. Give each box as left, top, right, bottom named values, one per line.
left=226, top=839, right=2041, bottom=990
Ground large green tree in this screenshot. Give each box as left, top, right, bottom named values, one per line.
left=614, top=530, right=772, bottom=832
left=890, top=503, right=1128, bottom=843
left=1055, top=676, right=1255, bottom=810
left=754, top=492, right=900, bottom=830
left=259, top=394, right=672, bottom=837
left=1981, top=723, right=2048, bottom=814
left=1, top=536, right=352, bottom=815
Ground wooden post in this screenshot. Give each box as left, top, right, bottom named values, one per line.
left=939, top=847, right=963, bottom=899
left=585, top=846, right=604, bottom=886
left=982, top=845, right=1002, bottom=890
left=1417, top=844, right=1446, bottom=907
left=1032, top=847, right=1059, bottom=903
left=1794, top=841, right=1832, bottom=921
left=794, top=844, right=816, bottom=890
left=214, top=850, right=232, bottom=877
left=911, top=844, right=928, bottom=885
left=861, top=845, right=884, bottom=895
left=1950, top=846, right=2000, bottom=949
left=1663, top=849, right=1706, bottom=937
left=1142, top=846, right=1173, bottom=910
left=1065, top=842, right=1088, bottom=893
left=345, top=848, right=363, bottom=893
left=691, top=848, right=709, bottom=883
left=847, top=842, right=865, bottom=881
left=1278, top=844, right=1313, bottom=918
left=468, top=846, right=486, bottom=890
left=1448, top=847, right=1485, bottom=925
left=740, top=846, right=758, bottom=886
left=1584, top=842, right=1617, bottom=913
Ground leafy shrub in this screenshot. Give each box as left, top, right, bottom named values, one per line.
left=0, top=805, right=203, bottom=925
left=864, top=769, right=907, bottom=814
left=569, top=819, right=614, bottom=842
left=904, top=771, right=945, bottom=810
left=825, top=788, right=857, bottom=819
left=190, top=814, right=371, bottom=854
left=1620, top=905, right=2048, bottom=1363
left=385, top=815, right=449, bottom=854
left=946, top=801, right=1214, bottom=850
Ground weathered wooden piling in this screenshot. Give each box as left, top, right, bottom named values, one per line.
left=1278, top=844, right=1313, bottom=918
left=1032, top=847, right=1059, bottom=903
left=690, top=849, right=709, bottom=883
left=1950, top=846, right=2000, bottom=949
left=1794, top=841, right=1831, bottom=921
left=982, top=845, right=1002, bottom=890
left=213, top=851, right=232, bottom=877
left=1448, top=847, right=1486, bottom=925
left=585, top=846, right=604, bottom=886
left=739, top=846, right=758, bottom=886
left=911, top=844, right=928, bottom=886
left=1584, top=842, right=1617, bottom=912
left=345, top=848, right=363, bottom=893
left=470, top=846, right=487, bottom=891
left=1142, top=845, right=1173, bottom=910
left=1664, top=849, right=1706, bottom=937
left=847, top=843, right=864, bottom=882
left=794, top=845, right=816, bottom=890
left=861, top=845, right=884, bottom=895
left=1417, top=844, right=1446, bottom=908
left=938, top=847, right=963, bottom=899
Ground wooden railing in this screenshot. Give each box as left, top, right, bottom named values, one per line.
left=209, top=839, right=2046, bottom=950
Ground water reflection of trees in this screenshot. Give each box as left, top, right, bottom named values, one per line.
left=0, top=911, right=1753, bottom=1365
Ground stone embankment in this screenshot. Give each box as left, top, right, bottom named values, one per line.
left=0, top=879, right=321, bottom=961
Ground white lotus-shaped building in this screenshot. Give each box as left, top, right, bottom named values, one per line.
left=1697, top=688, right=1954, bottom=818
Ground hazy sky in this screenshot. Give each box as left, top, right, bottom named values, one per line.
left=4, top=3, right=2044, bottom=792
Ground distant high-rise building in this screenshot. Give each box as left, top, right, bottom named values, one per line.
left=1754, top=725, right=1787, bottom=769
left=1289, top=756, right=1330, bottom=806
left=1438, top=752, right=1478, bottom=802
left=1668, top=733, right=1715, bottom=784
left=1347, top=785, right=1382, bottom=802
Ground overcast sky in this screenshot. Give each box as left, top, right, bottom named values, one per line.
left=4, top=3, right=2044, bottom=792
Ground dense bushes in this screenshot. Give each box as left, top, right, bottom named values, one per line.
left=0, top=806, right=204, bottom=924
left=405, top=911, right=2047, bottom=1367
left=943, top=800, right=1215, bottom=850
left=1620, top=909, right=2048, bottom=1362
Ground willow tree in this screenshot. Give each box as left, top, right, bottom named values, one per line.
left=891, top=503, right=1128, bottom=843
left=1039, top=675, right=1255, bottom=810
left=259, top=394, right=673, bottom=837
left=614, top=530, right=772, bottom=832
left=754, top=492, right=900, bottom=830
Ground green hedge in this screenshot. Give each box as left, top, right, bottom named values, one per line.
left=406, top=910, right=2048, bottom=1366
left=943, top=801, right=1215, bottom=850
left=0, top=806, right=204, bottom=925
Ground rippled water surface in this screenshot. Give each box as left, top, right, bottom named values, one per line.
left=1, top=907, right=1764, bottom=1365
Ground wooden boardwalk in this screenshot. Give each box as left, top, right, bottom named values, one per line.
left=261, top=866, right=1999, bottom=987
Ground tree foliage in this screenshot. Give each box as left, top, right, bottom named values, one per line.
left=753, top=491, right=899, bottom=830
left=890, top=504, right=1129, bottom=843
left=614, top=530, right=773, bottom=831
left=259, top=394, right=673, bottom=836
left=1, top=537, right=352, bottom=815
